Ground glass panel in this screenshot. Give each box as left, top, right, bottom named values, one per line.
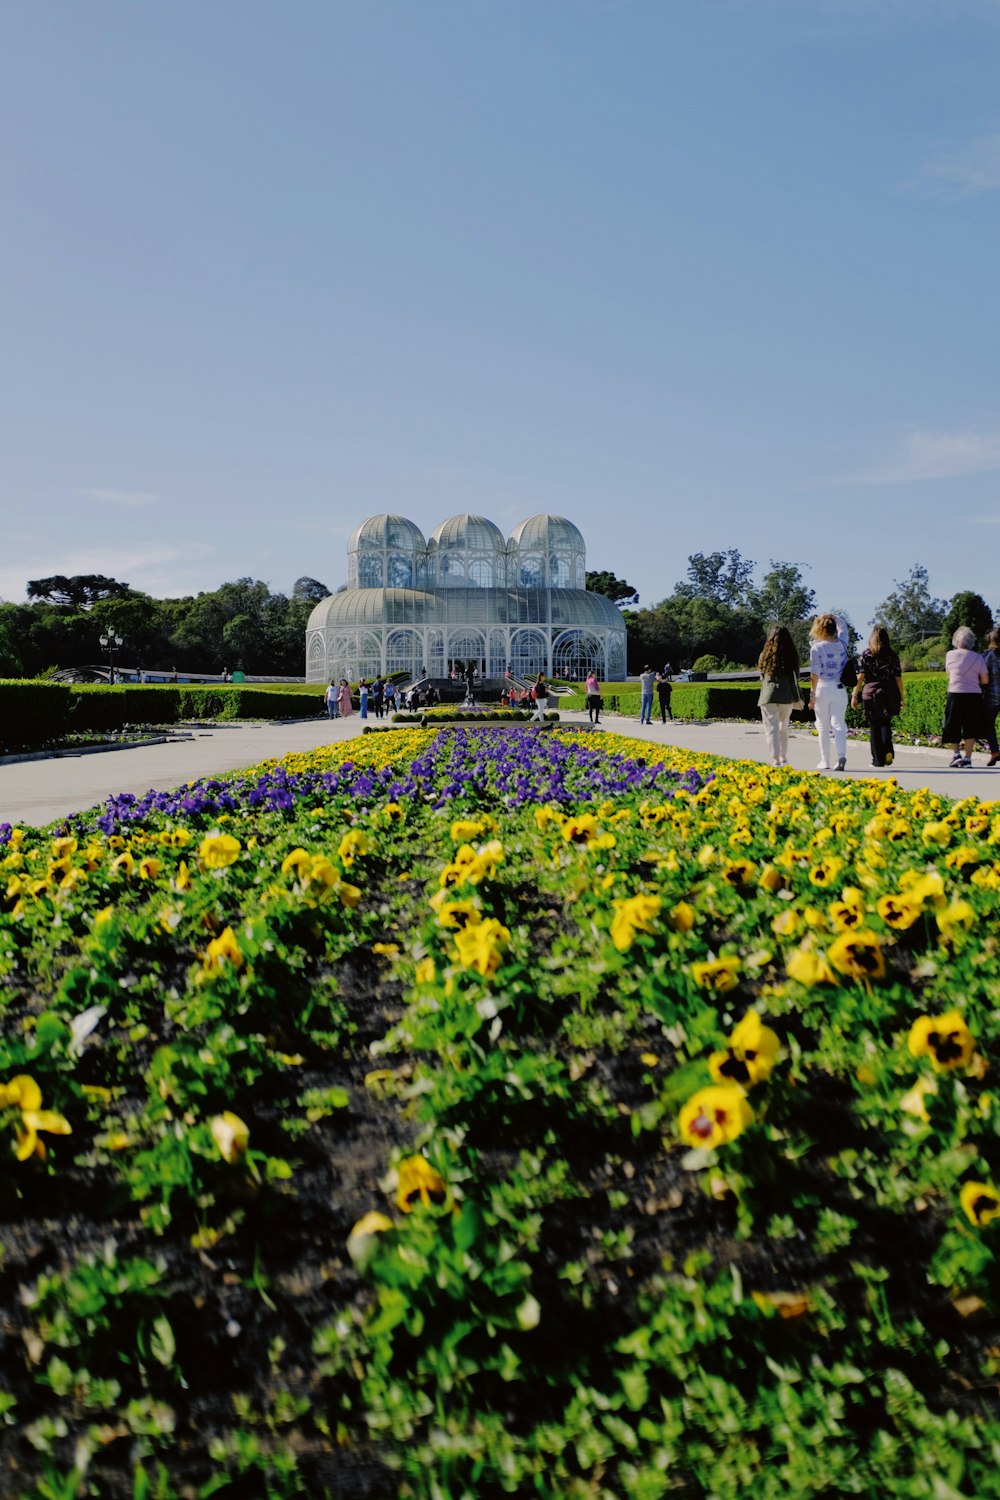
left=385, top=629, right=422, bottom=675
left=387, top=554, right=413, bottom=588
left=359, top=554, right=383, bottom=588
left=509, top=629, right=547, bottom=679
left=553, top=631, right=602, bottom=679
left=469, top=558, right=494, bottom=587
left=519, top=555, right=544, bottom=588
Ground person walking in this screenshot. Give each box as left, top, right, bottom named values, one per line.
left=656, top=671, right=673, bottom=722
left=585, top=669, right=601, bottom=725
left=384, top=678, right=397, bottom=714
left=808, top=614, right=849, bottom=771
left=757, top=626, right=801, bottom=767
left=371, top=677, right=385, bottom=719
left=464, top=661, right=477, bottom=706
left=324, top=680, right=339, bottom=719
left=942, top=626, right=988, bottom=767
left=337, top=678, right=353, bottom=718
left=983, top=628, right=1000, bottom=767
left=850, top=627, right=903, bottom=767
left=530, top=673, right=548, bottom=723
left=638, top=665, right=656, bottom=725
left=358, top=678, right=369, bottom=720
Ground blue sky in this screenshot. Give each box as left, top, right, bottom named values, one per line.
left=3, top=0, right=1000, bottom=634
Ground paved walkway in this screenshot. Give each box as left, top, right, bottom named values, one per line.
left=2, top=710, right=997, bottom=829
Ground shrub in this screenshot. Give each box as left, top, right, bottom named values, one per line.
left=0, top=680, right=71, bottom=750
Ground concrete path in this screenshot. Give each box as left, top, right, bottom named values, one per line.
left=576, top=710, right=1000, bottom=806
left=1, top=715, right=365, bottom=828
left=3, top=709, right=998, bottom=829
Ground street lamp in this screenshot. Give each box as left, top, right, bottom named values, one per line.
left=99, top=630, right=124, bottom=684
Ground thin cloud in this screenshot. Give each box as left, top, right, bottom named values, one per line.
left=79, top=487, right=158, bottom=507
left=0, top=544, right=216, bottom=603
left=839, top=427, right=1000, bottom=486
left=905, top=132, right=1000, bottom=199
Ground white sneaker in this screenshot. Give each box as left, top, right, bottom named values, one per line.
left=816, top=762, right=830, bottom=771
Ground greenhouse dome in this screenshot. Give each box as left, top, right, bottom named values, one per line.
left=306, top=512, right=627, bottom=683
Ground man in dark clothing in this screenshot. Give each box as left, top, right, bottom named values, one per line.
left=656, top=672, right=673, bottom=722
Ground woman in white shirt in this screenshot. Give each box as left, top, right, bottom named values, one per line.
left=808, top=614, right=848, bottom=771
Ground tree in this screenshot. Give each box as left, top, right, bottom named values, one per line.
left=26, top=575, right=133, bottom=608
left=292, top=576, right=331, bottom=603
left=680, top=550, right=756, bottom=609
left=870, top=565, right=945, bottom=646
left=941, top=591, right=993, bottom=644
left=585, top=571, right=639, bottom=609
left=752, top=561, right=815, bottom=629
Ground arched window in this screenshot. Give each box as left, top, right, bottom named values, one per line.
left=553, top=631, right=603, bottom=680
left=510, top=628, right=547, bottom=679
left=426, top=629, right=445, bottom=675
left=608, top=635, right=626, bottom=678
left=385, top=629, right=422, bottom=676
left=488, top=629, right=506, bottom=678
left=549, top=552, right=571, bottom=588
left=469, top=558, right=494, bottom=587
left=358, top=632, right=382, bottom=679
left=447, top=631, right=486, bottom=674
left=518, top=555, right=544, bottom=588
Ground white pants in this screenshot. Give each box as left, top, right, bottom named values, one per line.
left=814, top=681, right=847, bottom=766
left=760, top=703, right=793, bottom=763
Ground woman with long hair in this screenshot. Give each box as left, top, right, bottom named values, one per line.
left=808, top=613, right=849, bottom=771
left=850, top=626, right=903, bottom=768
left=757, top=626, right=801, bottom=767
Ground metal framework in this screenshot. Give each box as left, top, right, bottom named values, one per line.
left=307, top=513, right=627, bottom=683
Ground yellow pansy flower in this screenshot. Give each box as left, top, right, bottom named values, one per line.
left=691, top=956, right=741, bottom=994
left=453, top=917, right=510, bottom=978
left=202, top=926, right=244, bottom=973
left=786, top=945, right=836, bottom=987
left=908, top=1011, right=975, bottom=1073
left=609, top=893, right=662, bottom=953
left=678, top=1086, right=753, bottom=1149
left=0, top=1075, right=72, bottom=1162
left=209, top=1111, right=250, bottom=1163
left=960, top=1182, right=1000, bottom=1228
left=451, top=819, right=486, bottom=843
left=396, top=1155, right=447, bottom=1212
left=709, top=1010, right=780, bottom=1088
left=199, top=833, right=241, bottom=869
left=339, top=830, right=369, bottom=867
left=827, top=929, right=885, bottom=982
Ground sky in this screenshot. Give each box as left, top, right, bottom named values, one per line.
left=3, top=0, right=1000, bottom=635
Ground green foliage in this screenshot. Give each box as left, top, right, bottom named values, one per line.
left=0, top=680, right=71, bottom=751
left=871, top=564, right=946, bottom=646
left=943, top=591, right=994, bottom=644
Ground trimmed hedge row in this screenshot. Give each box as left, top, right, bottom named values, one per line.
left=0, top=682, right=325, bottom=751
left=602, top=678, right=953, bottom=738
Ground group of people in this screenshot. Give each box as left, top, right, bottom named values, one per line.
left=324, top=676, right=441, bottom=719
left=637, top=667, right=674, bottom=725
left=757, top=616, right=1000, bottom=772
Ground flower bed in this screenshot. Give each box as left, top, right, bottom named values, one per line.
left=0, top=729, right=998, bottom=1497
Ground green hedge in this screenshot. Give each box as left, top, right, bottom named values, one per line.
left=0, top=680, right=72, bottom=751
left=605, top=677, right=953, bottom=738
left=3, top=683, right=326, bottom=747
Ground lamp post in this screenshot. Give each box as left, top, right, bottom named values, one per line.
left=99, top=630, right=124, bottom=684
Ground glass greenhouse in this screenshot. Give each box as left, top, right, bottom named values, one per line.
left=306, top=513, right=628, bottom=683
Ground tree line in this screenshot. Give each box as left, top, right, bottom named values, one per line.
left=0, top=561, right=993, bottom=680
left=587, top=557, right=997, bottom=674
left=0, top=575, right=331, bottom=678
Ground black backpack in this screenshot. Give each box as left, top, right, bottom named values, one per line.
left=841, top=655, right=858, bottom=690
